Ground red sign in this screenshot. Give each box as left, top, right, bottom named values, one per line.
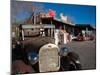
left=49, top=9, right=55, bottom=17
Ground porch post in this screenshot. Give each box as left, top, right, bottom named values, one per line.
left=72, top=27, right=75, bottom=35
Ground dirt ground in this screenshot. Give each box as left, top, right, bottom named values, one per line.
left=67, top=41, right=96, bottom=70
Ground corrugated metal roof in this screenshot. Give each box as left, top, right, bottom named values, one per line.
left=22, top=24, right=55, bottom=29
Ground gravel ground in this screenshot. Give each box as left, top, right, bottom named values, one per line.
left=67, top=41, right=96, bottom=70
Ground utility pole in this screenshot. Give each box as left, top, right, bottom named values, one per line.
left=34, top=12, right=36, bottom=24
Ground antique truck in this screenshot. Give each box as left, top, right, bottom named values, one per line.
left=12, top=24, right=81, bottom=74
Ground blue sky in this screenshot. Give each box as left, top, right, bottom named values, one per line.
left=15, top=1, right=96, bottom=26
left=39, top=2, right=96, bottom=26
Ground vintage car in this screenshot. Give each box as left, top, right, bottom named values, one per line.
left=12, top=24, right=81, bottom=74
left=12, top=36, right=60, bottom=74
